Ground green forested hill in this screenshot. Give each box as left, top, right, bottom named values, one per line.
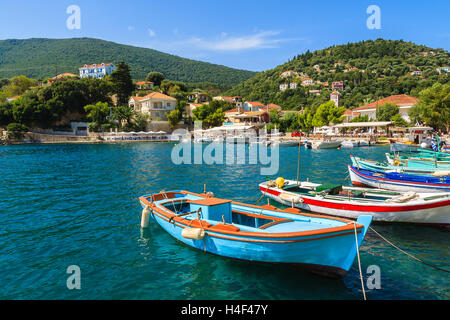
left=226, top=39, right=450, bottom=110
left=0, top=38, right=255, bottom=85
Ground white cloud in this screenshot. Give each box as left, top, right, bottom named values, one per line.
left=162, top=30, right=297, bottom=52
left=148, top=29, right=156, bottom=37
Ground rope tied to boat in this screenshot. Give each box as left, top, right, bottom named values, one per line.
left=353, top=222, right=367, bottom=300
left=369, top=227, right=450, bottom=274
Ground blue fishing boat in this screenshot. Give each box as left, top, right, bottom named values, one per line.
left=349, top=165, right=450, bottom=193
left=139, top=190, right=373, bottom=278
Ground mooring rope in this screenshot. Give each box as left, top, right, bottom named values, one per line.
left=354, top=222, right=367, bottom=300
left=369, top=227, right=450, bottom=273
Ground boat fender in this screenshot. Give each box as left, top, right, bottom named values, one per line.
left=386, top=191, right=418, bottom=203
left=182, top=228, right=205, bottom=240
left=276, top=177, right=285, bottom=188
left=432, top=171, right=450, bottom=177
left=279, top=193, right=302, bottom=204
left=141, top=205, right=151, bottom=228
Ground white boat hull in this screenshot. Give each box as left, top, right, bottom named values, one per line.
left=259, top=181, right=450, bottom=226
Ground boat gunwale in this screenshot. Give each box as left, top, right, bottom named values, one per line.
left=139, top=191, right=364, bottom=239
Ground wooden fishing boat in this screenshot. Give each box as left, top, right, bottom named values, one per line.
left=350, top=155, right=450, bottom=174
left=259, top=179, right=450, bottom=226
left=348, top=164, right=450, bottom=193
left=139, top=190, right=373, bottom=278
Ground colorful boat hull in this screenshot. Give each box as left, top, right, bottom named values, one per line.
left=348, top=165, right=450, bottom=193
left=259, top=181, right=450, bottom=226
left=139, top=191, right=372, bottom=278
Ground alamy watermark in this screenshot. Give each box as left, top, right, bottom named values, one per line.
left=366, top=265, right=381, bottom=290
left=367, top=5, right=381, bottom=30
left=66, top=5, right=81, bottom=30
left=171, top=122, right=280, bottom=175
left=66, top=265, right=81, bottom=290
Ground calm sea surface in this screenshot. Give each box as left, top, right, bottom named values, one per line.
left=0, top=142, right=448, bottom=300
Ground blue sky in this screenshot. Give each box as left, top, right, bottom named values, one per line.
left=0, top=0, right=449, bottom=71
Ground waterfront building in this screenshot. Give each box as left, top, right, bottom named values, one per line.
left=352, top=94, right=419, bottom=122
left=129, top=92, right=176, bottom=121
left=343, top=109, right=360, bottom=123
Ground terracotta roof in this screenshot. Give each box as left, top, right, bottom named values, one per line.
left=246, top=101, right=265, bottom=107
left=353, top=94, right=419, bottom=111
left=131, top=92, right=176, bottom=101
left=79, top=63, right=114, bottom=70
left=225, top=108, right=241, bottom=114
left=136, top=81, right=153, bottom=85
left=344, top=109, right=360, bottom=115
left=267, top=103, right=282, bottom=109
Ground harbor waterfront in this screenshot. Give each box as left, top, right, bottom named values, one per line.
left=1, top=142, right=448, bottom=299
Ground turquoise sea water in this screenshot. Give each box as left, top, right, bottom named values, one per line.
left=0, top=142, right=448, bottom=300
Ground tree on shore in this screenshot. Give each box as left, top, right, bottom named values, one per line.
left=410, top=83, right=450, bottom=131
left=84, top=102, right=111, bottom=131
left=110, top=62, right=134, bottom=106
left=311, top=101, right=345, bottom=127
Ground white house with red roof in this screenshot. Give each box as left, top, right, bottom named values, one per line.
left=79, top=63, right=116, bottom=79
left=136, top=81, right=154, bottom=90
left=352, top=94, right=419, bottom=122
left=129, top=92, right=176, bottom=121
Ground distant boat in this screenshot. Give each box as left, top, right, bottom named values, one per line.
left=259, top=179, right=450, bottom=226
left=139, top=190, right=373, bottom=278
left=312, top=140, right=342, bottom=149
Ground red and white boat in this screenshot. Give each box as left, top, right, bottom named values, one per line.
left=259, top=179, right=450, bottom=226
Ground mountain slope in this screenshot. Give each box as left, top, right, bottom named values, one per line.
left=226, top=39, right=449, bottom=110
left=0, top=38, right=256, bottom=85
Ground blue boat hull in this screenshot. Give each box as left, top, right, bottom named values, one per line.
left=140, top=192, right=372, bottom=278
